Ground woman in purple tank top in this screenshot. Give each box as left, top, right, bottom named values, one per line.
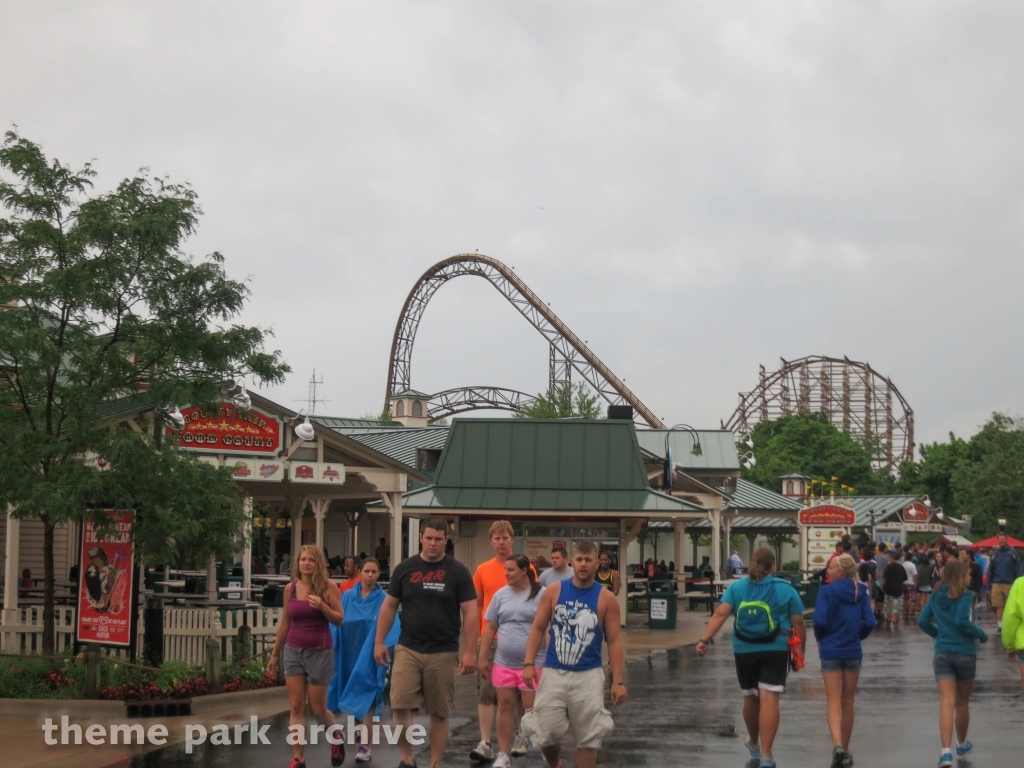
left=269, top=545, right=345, bottom=768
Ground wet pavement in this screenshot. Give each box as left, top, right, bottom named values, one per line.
left=121, top=606, right=1023, bottom=767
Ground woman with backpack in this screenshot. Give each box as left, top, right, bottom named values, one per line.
left=813, top=554, right=876, bottom=768
left=696, top=547, right=806, bottom=768
left=917, top=558, right=989, bottom=768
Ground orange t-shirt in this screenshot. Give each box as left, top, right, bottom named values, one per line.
left=473, top=557, right=537, bottom=635
left=339, top=577, right=360, bottom=593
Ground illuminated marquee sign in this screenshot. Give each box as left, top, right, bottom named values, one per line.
left=799, top=505, right=856, bottom=526
left=170, top=403, right=283, bottom=456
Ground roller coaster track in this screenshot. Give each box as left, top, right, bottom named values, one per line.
left=428, top=386, right=536, bottom=421
left=385, top=254, right=664, bottom=427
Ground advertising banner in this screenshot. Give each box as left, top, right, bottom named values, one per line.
left=902, top=501, right=929, bottom=523
left=799, top=505, right=856, bottom=526
left=290, top=462, right=346, bottom=484
left=76, top=510, right=135, bottom=648
left=225, top=457, right=284, bottom=481
left=524, top=537, right=567, bottom=559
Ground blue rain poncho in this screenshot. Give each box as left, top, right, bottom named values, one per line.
left=328, top=583, right=400, bottom=717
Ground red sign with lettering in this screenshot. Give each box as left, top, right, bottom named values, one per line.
left=170, top=403, right=283, bottom=455
left=799, top=505, right=856, bottom=526
left=76, top=510, right=135, bottom=648
left=903, top=501, right=929, bottom=523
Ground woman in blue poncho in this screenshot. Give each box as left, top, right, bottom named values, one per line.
left=329, top=556, right=399, bottom=763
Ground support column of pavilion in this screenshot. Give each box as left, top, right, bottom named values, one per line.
left=3, top=508, right=20, bottom=645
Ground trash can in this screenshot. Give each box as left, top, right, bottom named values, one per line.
left=646, top=580, right=678, bottom=629
left=217, top=563, right=245, bottom=600
left=261, top=584, right=284, bottom=608
left=145, top=567, right=166, bottom=593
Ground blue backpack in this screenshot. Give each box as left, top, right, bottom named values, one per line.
left=733, top=578, right=782, bottom=644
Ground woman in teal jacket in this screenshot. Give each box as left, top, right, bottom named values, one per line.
left=917, top=559, right=988, bottom=768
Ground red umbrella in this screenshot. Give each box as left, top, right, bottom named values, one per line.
left=971, top=535, right=1024, bottom=549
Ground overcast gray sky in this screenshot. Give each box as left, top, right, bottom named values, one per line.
left=3, top=1, right=1023, bottom=449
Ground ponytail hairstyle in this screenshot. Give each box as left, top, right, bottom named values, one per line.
left=837, top=554, right=857, bottom=582
left=748, top=547, right=776, bottom=581
left=508, top=554, right=541, bottom=599
left=937, top=558, right=970, bottom=600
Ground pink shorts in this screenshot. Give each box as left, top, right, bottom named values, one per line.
left=491, top=663, right=543, bottom=690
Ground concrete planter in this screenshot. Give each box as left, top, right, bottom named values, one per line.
left=0, top=684, right=287, bottom=719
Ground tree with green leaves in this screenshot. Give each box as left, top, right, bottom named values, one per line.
left=949, top=413, right=1024, bottom=537
left=0, top=131, right=288, bottom=652
left=742, top=413, right=895, bottom=494
left=514, top=381, right=602, bottom=419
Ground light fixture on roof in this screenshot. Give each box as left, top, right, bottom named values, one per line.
left=234, top=381, right=251, bottom=409
left=739, top=451, right=756, bottom=469
left=167, top=405, right=186, bottom=430
left=923, top=494, right=932, bottom=507
left=741, top=433, right=754, bottom=449
left=295, top=409, right=315, bottom=442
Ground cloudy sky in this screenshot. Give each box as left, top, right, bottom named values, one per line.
left=3, top=2, right=1022, bottom=449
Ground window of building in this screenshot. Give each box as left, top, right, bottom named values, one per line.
left=396, top=400, right=405, bottom=416
left=786, top=480, right=794, bottom=495
left=412, top=400, right=423, bottom=417
left=416, top=448, right=442, bottom=472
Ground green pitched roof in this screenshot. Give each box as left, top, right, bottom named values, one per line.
left=346, top=426, right=450, bottom=470
left=634, top=429, right=740, bottom=471
left=312, top=416, right=405, bottom=434
left=401, top=418, right=702, bottom=513
left=726, top=479, right=803, bottom=513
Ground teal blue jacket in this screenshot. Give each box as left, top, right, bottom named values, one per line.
left=917, top=584, right=988, bottom=656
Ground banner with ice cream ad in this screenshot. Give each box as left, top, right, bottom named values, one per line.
left=75, top=510, right=136, bottom=648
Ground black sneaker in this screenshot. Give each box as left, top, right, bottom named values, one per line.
left=397, top=763, right=418, bottom=768
left=831, top=745, right=849, bottom=768
left=331, top=742, right=345, bottom=766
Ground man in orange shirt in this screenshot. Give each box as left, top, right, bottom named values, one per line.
left=338, top=555, right=361, bottom=593
left=470, top=520, right=536, bottom=762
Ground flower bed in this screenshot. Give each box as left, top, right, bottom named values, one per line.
left=1, top=652, right=281, bottom=701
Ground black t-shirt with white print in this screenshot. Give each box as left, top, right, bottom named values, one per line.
left=387, top=554, right=476, bottom=654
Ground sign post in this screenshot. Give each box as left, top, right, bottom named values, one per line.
left=75, top=510, right=137, bottom=652
left=799, top=505, right=855, bottom=573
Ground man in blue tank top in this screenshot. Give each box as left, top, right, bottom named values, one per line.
left=519, top=540, right=627, bottom=768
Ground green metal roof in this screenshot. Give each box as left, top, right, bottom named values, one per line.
left=845, top=495, right=924, bottom=528
left=398, top=418, right=703, bottom=513
left=726, top=479, right=802, bottom=513
left=312, top=416, right=405, bottom=434
left=92, top=391, right=157, bottom=423
left=392, top=389, right=432, bottom=399
left=346, top=427, right=450, bottom=470
left=634, top=429, right=740, bottom=471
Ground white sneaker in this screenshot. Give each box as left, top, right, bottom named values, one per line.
left=493, top=753, right=511, bottom=768
left=510, top=731, right=529, bottom=757
left=470, top=741, right=495, bottom=762
left=355, top=744, right=372, bottom=762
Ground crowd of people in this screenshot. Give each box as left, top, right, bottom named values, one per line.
left=263, top=522, right=1023, bottom=768
left=698, top=532, right=1024, bottom=768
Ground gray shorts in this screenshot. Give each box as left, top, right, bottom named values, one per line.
left=820, top=658, right=862, bottom=673
left=283, top=644, right=335, bottom=686
left=519, top=667, right=613, bottom=750
left=933, top=653, right=976, bottom=682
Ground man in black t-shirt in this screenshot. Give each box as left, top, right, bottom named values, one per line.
left=375, top=517, right=478, bottom=768
left=881, top=558, right=909, bottom=629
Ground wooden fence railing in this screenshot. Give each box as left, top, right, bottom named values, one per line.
left=1, top=606, right=282, bottom=664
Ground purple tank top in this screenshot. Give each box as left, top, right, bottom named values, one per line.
left=285, top=582, right=333, bottom=650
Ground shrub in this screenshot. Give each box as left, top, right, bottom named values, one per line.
left=781, top=560, right=800, bottom=572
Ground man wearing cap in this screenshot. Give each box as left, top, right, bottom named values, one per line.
left=988, top=532, right=1023, bottom=631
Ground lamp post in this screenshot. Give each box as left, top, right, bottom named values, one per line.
left=868, top=509, right=877, bottom=543
left=663, top=424, right=703, bottom=491
left=998, top=517, right=1007, bottom=532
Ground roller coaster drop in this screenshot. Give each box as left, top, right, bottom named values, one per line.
left=384, top=254, right=665, bottom=427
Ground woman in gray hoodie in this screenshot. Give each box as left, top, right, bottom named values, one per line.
left=917, top=559, right=988, bottom=768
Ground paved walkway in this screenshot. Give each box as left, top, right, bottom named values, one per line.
left=9, top=604, right=1024, bottom=767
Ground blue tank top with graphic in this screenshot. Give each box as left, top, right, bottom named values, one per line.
left=544, top=579, right=604, bottom=672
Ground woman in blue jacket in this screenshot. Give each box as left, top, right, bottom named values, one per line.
left=813, top=554, right=876, bottom=768
left=918, top=558, right=988, bottom=768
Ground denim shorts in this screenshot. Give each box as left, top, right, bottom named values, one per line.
left=1018, top=650, right=1024, bottom=664
left=820, top=658, right=862, bottom=673
left=933, top=653, right=976, bottom=682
